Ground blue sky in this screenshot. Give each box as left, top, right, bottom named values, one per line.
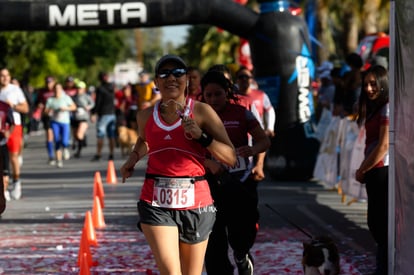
left=162, top=25, right=190, bottom=46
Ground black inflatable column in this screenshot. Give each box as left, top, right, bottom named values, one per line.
left=249, top=0, right=319, bottom=180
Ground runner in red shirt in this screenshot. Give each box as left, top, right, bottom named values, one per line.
left=0, top=100, right=15, bottom=204
left=0, top=68, right=29, bottom=201
left=200, top=70, right=270, bottom=275
left=236, top=66, right=276, bottom=137
left=120, top=54, right=236, bottom=275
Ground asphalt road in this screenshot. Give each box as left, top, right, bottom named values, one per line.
left=0, top=125, right=377, bottom=274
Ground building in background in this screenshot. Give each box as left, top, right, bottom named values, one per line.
left=112, top=60, right=143, bottom=87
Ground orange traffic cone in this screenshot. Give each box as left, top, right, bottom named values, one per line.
left=106, top=160, right=118, bottom=184
left=79, top=252, right=91, bottom=275
left=93, top=171, right=105, bottom=208
left=77, top=228, right=92, bottom=267
left=84, top=211, right=98, bottom=246
left=92, top=196, right=106, bottom=229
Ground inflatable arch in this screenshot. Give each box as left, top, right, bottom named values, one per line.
left=0, top=0, right=319, bottom=179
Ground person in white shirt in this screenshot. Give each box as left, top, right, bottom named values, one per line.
left=0, top=68, right=29, bottom=200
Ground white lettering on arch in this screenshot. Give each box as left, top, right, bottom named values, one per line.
left=49, top=2, right=147, bottom=27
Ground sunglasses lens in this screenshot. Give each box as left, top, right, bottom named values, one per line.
left=158, top=68, right=186, bottom=79
left=158, top=72, right=169, bottom=79
left=172, top=68, right=186, bottom=77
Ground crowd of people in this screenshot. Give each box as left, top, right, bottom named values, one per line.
left=1, top=51, right=388, bottom=274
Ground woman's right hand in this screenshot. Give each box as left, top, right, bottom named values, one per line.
left=120, top=154, right=139, bottom=183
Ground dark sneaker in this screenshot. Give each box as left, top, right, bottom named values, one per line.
left=90, top=155, right=101, bottom=161
left=0, top=192, right=5, bottom=214
left=235, top=253, right=254, bottom=275
left=82, top=136, right=87, bottom=147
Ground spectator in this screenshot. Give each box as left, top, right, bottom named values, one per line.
left=356, top=65, right=389, bottom=275
left=334, top=53, right=363, bottom=118
left=315, top=61, right=336, bottom=121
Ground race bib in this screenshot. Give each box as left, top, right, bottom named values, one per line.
left=224, top=156, right=247, bottom=173
left=152, top=178, right=195, bottom=208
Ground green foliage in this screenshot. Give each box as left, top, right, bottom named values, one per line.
left=179, top=25, right=239, bottom=72
left=0, top=29, right=133, bottom=88
left=178, top=25, right=210, bottom=68
left=141, top=28, right=164, bottom=73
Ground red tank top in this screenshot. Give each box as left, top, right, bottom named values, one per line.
left=0, top=101, right=13, bottom=141
left=140, top=98, right=213, bottom=209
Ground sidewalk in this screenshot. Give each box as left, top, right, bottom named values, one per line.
left=0, top=127, right=376, bottom=274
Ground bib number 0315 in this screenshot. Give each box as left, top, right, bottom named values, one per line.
left=152, top=178, right=195, bottom=208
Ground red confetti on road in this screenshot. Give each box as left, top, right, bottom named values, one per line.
left=0, top=216, right=374, bottom=274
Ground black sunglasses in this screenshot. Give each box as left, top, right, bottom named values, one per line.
left=158, top=68, right=187, bottom=79
left=237, top=74, right=252, bottom=80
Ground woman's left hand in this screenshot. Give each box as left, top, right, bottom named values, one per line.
left=181, top=117, right=202, bottom=139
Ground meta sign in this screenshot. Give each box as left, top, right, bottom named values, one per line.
left=49, top=2, right=147, bottom=27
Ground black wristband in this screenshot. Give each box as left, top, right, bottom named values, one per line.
left=195, top=131, right=213, bottom=147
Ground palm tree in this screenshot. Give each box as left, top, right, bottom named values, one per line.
left=312, top=0, right=389, bottom=64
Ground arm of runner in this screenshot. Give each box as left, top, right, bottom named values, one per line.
left=192, top=102, right=236, bottom=167
left=120, top=108, right=151, bottom=183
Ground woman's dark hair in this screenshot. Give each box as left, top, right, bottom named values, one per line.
left=235, top=65, right=251, bottom=77
left=200, top=70, right=238, bottom=103
left=357, top=65, right=389, bottom=126
left=208, top=64, right=232, bottom=82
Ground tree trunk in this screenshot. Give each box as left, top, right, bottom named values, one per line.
left=343, top=10, right=359, bottom=55
left=316, top=1, right=334, bottom=63
left=362, top=0, right=380, bottom=35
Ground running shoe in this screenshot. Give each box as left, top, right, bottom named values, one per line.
left=234, top=253, right=254, bottom=275
left=4, top=190, right=11, bottom=202
left=10, top=180, right=22, bottom=200
left=90, top=155, right=101, bottom=161
left=63, top=148, right=70, bottom=160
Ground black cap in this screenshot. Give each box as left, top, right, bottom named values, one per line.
left=155, top=54, right=187, bottom=74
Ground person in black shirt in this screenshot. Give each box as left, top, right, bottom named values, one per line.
left=90, top=72, right=116, bottom=161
